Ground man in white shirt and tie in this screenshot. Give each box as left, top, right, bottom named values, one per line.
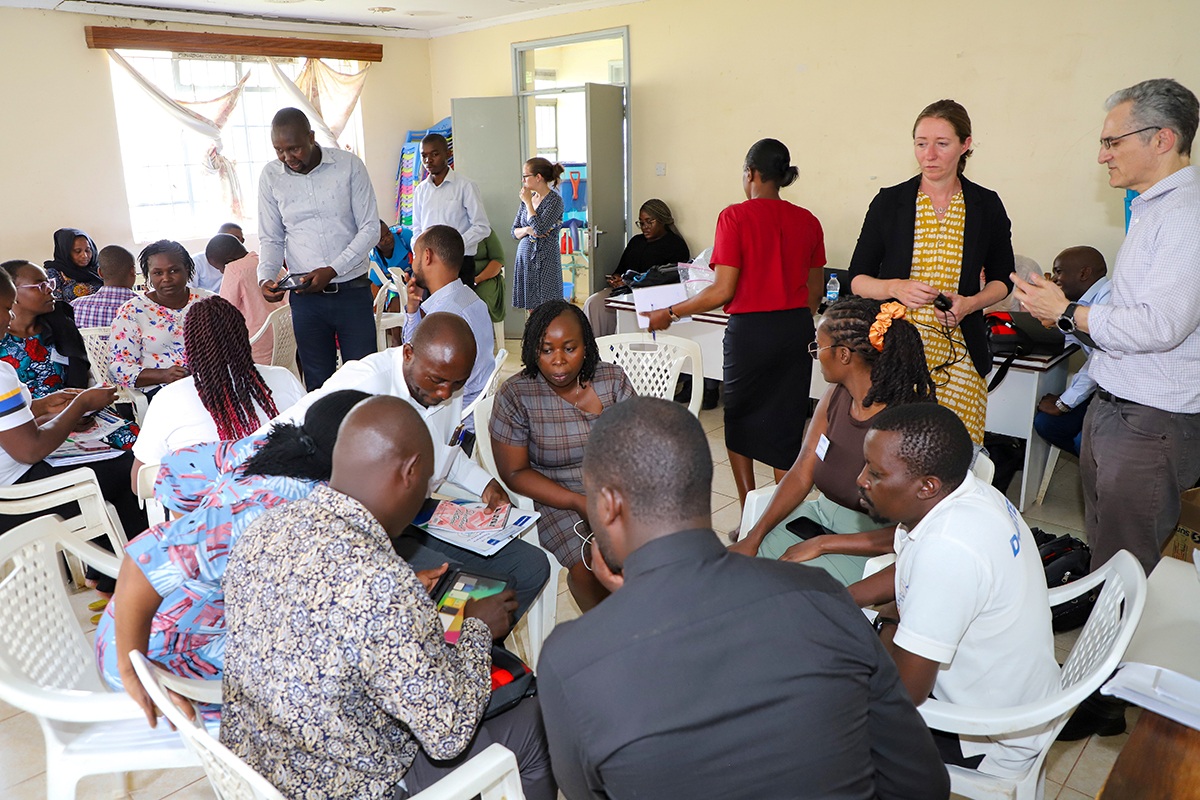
left=412, top=133, right=491, bottom=287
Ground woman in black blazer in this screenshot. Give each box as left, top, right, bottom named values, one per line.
left=848, top=100, right=1013, bottom=444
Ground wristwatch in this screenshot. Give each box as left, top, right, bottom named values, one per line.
left=667, top=306, right=681, bottom=323
left=872, top=616, right=900, bottom=634
left=1054, top=399, right=1071, bottom=413
left=1056, top=302, right=1080, bottom=333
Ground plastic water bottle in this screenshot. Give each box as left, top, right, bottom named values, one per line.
left=825, top=273, right=840, bottom=306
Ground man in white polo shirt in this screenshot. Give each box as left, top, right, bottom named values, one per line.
left=858, top=403, right=1060, bottom=779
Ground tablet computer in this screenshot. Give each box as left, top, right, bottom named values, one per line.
left=430, top=568, right=509, bottom=644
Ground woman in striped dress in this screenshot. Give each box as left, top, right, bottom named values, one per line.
left=511, top=157, right=565, bottom=310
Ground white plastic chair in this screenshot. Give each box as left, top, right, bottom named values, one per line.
left=135, top=461, right=170, bottom=526
left=408, top=743, right=525, bottom=800
left=595, top=333, right=704, bottom=417
left=374, top=279, right=406, bottom=350
left=0, top=517, right=199, bottom=800
left=461, top=348, right=508, bottom=425
left=0, top=467, right=128, bottom=589
left=919, top=550, right=1146, bottom=800
left=473, top=394, right=561, bottom=669
left=127, top=651, right=279, bottom=800
left=78, top=326, right=149, bottom=423
left=248, top=306, right=300, bottom=382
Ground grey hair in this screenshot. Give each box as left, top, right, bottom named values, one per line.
left=1105, top=78, right=1199, bottom=156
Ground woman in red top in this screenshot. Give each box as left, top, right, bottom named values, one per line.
left=646, top=139, right=826, bottom=506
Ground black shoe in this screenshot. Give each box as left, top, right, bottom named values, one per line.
left=673, top=375, right=693, bottom=404
left=1056, top=694, right=1128, bottom=741
left=702, top=379, right=720, bottom=410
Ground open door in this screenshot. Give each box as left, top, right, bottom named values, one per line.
left=451, top=96, right=523, bottom=339
left=584, top=83, right=627, bottom=295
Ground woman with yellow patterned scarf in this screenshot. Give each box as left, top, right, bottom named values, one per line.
left=847, top=99, right=1015, bottom=445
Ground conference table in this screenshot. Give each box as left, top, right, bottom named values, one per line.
left=607, top=296, right=1074, bottom=511
left=1097, top=556, right=1200, bottom=799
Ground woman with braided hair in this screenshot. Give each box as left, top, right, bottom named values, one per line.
left=729, top=296, right=935, bottom=588
left=97, top=390, right=373, bottom=719
left=131, top=295, right=305, bottom=478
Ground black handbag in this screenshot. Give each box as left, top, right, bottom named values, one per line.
left=986, top=312, right=1066, bottom=391
left=484, top=645, right=537, bottom=720
left=1032, top=528, right=1096, bottom=633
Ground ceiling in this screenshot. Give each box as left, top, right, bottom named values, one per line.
left=17, top=0, right=639, bottom=36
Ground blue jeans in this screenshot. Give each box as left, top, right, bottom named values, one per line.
left=289, top=283, right=377, bottom=390
left=1033, top=396, right=1090, bottom=456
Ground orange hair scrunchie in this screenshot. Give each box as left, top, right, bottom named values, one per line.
left=868, top=301, right=907, bottom=352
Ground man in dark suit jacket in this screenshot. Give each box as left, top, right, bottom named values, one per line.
left=537, top=396, right=949, bottom=800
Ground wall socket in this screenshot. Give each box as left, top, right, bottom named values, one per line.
left=655, top=162, right=667, bottom=176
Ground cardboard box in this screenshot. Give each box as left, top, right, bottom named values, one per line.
left=1164, top=488, right=1200, bottom=562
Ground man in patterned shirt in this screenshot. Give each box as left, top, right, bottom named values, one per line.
left=221, top=395, right=554, bottom=799
left=71, top=245, right=137, bottom=329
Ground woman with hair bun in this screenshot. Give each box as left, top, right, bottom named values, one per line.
left=848, top=100, right=1014, bottom=446
left=511, top=156, right=565, bottom=310
left=730, top=297, right=936, bottom=587
left=131, top=295, right=305, bottom=475
left=645, top=138, right=827, bottom=508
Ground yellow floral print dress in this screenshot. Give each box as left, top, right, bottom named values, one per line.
left=910, top=192, right=987, bottom=445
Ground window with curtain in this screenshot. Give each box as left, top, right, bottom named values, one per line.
left=108, top=51, right=365, bottom=242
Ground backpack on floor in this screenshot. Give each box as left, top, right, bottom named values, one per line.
left=1032, top=527, right=1096, bottom=632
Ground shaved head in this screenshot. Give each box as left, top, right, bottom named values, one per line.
left=272, top=107, right=311, bottom=135
left=403, top=312, right=476, bottom=409
left=329, top=395, right=434, bottom=537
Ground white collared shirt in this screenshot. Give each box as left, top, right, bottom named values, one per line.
left=403, top=280, right=494, bottom=430
left=893, top=472, right=1060, bottom=778
left=412, top=170, right=490, bottom=257
left=268, top=349, right=493, bottom=498
left=257, top=147, right=380, bottom=284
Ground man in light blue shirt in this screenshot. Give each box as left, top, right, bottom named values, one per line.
left=1013, top=78, right=1200, bottom=576
left=257, top=108, right=380, bottom=390
left=402, top=225, right=495, bottom=440
left=1032, top=246, right=1111, bottom=455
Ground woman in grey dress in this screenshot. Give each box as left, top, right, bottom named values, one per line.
left=511, top=157, right=565, bottom=310
left=490, top=300, right=634, bottom=610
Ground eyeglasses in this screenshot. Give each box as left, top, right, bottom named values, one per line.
left=1100, top=126, right=1161, bottom=150
left=17, top=278, right=56, bottom=292
left=808, top=341, right=838, bottom=359
left=521, top=173, right=535, bottom=179
left=634, top=219, right=658, bottom=229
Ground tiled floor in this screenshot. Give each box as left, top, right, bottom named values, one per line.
left=0, top=344, right=1126, bottom=799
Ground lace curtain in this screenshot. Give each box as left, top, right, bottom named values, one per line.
left=106, top=53, right=371, bottom=218
left=106, top=50, right=250, bottom=217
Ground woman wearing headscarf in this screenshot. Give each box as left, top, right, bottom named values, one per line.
left=583, top=198, right=691, bottom=338
left=45, top=228, right=104, bottom=303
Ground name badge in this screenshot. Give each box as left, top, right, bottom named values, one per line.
left=49, top=347, right=70, bottom=366
left=815, top=433, right=830, bottom=461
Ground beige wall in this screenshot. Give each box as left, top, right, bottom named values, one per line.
left=4, top=1, right=1197, bottom=273
left=429, top=0, right=1200, bottom=272
left=0, top=8, right=430, bottom=262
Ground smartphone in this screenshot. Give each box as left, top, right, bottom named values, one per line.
left=276, top=274, right=306, bottom=291
left=785, top=516, right=835, bottom=541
